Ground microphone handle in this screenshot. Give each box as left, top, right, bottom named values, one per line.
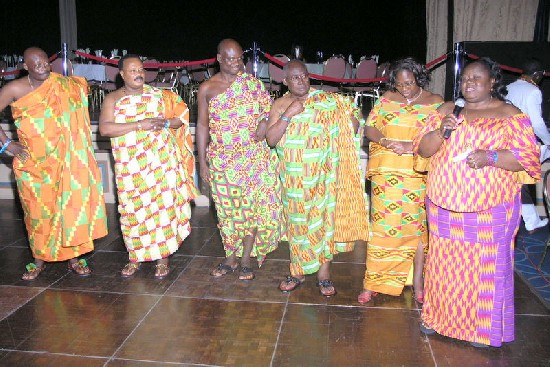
left=442, top=127, right=452, bottom=139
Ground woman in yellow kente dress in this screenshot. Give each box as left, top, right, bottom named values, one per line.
left=358, top=57, right=443, bottom=304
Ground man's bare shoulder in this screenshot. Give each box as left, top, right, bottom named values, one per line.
left=103, top=88, right=124, bottom=103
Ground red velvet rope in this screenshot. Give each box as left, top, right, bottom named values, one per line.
left=466, top=53, right=550, bottom=76
left=73, top=51, right=216, bottom=68
left=0, top=53, right=58, bottom=77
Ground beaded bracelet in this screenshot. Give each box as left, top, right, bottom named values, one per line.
left=280, top=115, right=291, bottom=123
left=486, top=150, right=498, bottom=166
left=0, top=139, right=12, bottom=154
left=164, top=119, right=170, bottom=129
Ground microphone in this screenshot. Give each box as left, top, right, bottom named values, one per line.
left=443, top=98, right=465, bottom=139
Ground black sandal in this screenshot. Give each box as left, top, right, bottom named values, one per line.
left=210, top=263, right=238, bottom=277
left=279, top=275, right=303, bottom=292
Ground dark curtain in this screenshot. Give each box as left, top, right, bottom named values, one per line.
left=534, top=0, right=550, bottom=42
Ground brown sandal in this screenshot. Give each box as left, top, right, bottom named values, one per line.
left=154, top=263, right=170, bottom=279
left=22, top=263, right=45, bottom=281
left=68, top=259, right=91, bottom=276
left=121, top=262, right=141, bottom=277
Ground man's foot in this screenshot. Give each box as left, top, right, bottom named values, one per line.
left=317, top=279, right=336, bottom=297
left=154, top=263, right=170, bottom=279
left=238, top=266, right=255, bottom=280
left=279, top=275, right=304, bottom=292
left=357, top=289, right=378, bottom=304
left=121, top=263, right=140, bottom=277
left=211, top=263, right=238, bottom=277
left=21, top=263, right=45, bottom=281
left=68, top=259, right=91, bottom=276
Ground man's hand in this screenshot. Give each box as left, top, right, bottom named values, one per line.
left=6, top=141, right=30, bottom=163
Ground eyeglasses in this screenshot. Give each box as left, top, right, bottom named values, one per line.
left=395, top=80, right=416, bottom=89
left=223, top=56, right=243, bottom=63
left=287, top=73, right=309, bottom=82
left=124, top=68, right=145, bottom=74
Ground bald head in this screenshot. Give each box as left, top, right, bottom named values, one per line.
left=283, top=59, right=307, bottom=76
left=23, top=47, right=48, bottom=63
left=217, top=38, right=242, bottom=54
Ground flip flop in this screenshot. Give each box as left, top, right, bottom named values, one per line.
left=279, top=275, right=303, bottom=292
left=317, top=279, right=337, bottom=297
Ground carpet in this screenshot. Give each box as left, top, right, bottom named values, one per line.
left=515, top=223, right=550, bottom=309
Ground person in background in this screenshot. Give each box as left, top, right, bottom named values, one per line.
left=506, top=57, right=549, bottom=233
left=267, top=59, right=369, bottom=297
left=358, top=57, right=443, bottom=305
left=413, top=57, right=540, bottom=347
left=0, top=47, right=107, bottom=280
left=196, top=39, right=283, bottom=280
left=99, top=54, right=197, bottom=278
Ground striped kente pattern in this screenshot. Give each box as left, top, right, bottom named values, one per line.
left=422, top=196, right=519, bottom=347
left=11, top=73, right=107, bottom=261
left=276, top=89, right=369, bottom=276
left=207, top=73, right=283, bottom=265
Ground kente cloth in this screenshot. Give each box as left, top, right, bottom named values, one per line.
left=422, top=196, right=520, bottom=347
left=10, top=72, right=107, bottom=261
left=207, top=73, right=283, bottom=265
left=364, top=175, right=427, bottom=295
left=363, top=99, right=437, bottom=295
left=275, top=89, right=369, bottom=276
left=412, top=112, right=541, bottom=212
left=112, top=85, right=197, bottom=262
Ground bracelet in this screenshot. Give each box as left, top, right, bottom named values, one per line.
left=137, top=122, right=142, bottom=130
left=0, top=139, right=12, bottom=154
left=486, top=150, right=498, bottom=166
left=280, top=115, right=291, bottom=123
left=164, top=119, right=170, bottom=129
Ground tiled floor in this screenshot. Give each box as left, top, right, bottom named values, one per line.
left=0, top=199, right=549, bottom=367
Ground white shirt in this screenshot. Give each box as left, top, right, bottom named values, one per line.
left=506, top=79, right=550, bottom=145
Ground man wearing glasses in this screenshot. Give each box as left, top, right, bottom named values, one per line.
left=197, top=39, right=283, bottom=281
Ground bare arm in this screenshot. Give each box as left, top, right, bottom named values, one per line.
left=0, top=83, right=30, bottom=161
left=98, top=93, right=166, bottom=137
left=266, top=98, right=304, bottom=147
left=196, top=83, right=211, bottom=183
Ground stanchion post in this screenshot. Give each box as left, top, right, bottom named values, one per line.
left=452, top=42, right=464, bottom=100
left=61, top=43, right=69, bottom=76
left=252, top=41, right=259, bottom=78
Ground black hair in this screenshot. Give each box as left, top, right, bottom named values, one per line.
left=388, top=57, right=430, bottom=91
left=118, top=54, right=141, bottom=71
left=522, top=57, right=544, bottom=76
left=463, top=57, right=507, bottom=101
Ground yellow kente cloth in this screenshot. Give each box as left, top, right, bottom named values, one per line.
left=112, top=85, right=198, bottom=262
left=363, top=98, right=439, bottom=295
left=275, top=89, right=369, bottom=276
left=10, top=73, right=107, bottom=261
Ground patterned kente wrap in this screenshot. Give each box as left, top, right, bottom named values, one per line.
left=363, top=98, right=440, bottom=295
left=275, top=89, right=369, bottom=276
left=112, top=85, right=197, bottom=262
left=10, top=73, right=107, bottom=261
left=413, top=111, right=540, bottom=347
left=207, top=73, right=283, bottom=265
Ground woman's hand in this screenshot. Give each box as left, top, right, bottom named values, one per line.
left=385, top=140, right=412, bottom=155
left=439, top=113, right=463, bottom=138
left=466, top=149, right=490, bottom=169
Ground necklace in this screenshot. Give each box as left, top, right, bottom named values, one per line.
left=28, top=75, right=34, bottom=90
left=405, top=88, right=423, bottom=104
